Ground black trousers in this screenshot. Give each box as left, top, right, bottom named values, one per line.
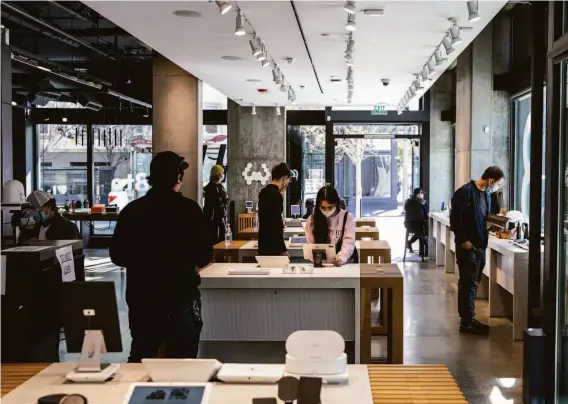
left=210, top=221, right=226, bottom=245
left=128, top=299, right=203, bottom=363
left=405, top=221, right=428, bottom=247
left=456, top=245, right=486, bottom=324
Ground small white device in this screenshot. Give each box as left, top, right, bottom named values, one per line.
left=246, top=201, right=254, bottom=213
left=217, top=364, right=285, bottom=384
left=290, top=205, right=300, bottom=217
left=289, top=236, right=307, bottom=246
left=303, top=244, right=336, bottom=261
left=255, top=255, right=290, bottom=268
left=228, top=268, right=270, bottom=275
left=122, top=382, right=212, bottom=404
left=282, top=265, right=297, bottom=274
left=142, top=359, right=222, bottom=382
left=284, top=330, right=348, bottom=384
left=299, top=265, right=314, bottom=274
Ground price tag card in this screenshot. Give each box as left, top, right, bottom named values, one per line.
left=56, top=245, right=76, bottom=282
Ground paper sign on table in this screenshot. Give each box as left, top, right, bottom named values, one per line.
left=55, top=245, right=75, bottom=282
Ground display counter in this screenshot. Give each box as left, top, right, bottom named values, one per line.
left=1, top=363, right=466, bottom=403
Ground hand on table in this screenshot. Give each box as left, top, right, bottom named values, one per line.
left=331, top=258, right=342, bottom=267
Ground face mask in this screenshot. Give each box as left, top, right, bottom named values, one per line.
left=320, top=207, right=336, bottom=218
left=40, top=212, right=49, bottom=222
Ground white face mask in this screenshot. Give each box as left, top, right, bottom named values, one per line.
left=320, top=207, right=336, bottom=218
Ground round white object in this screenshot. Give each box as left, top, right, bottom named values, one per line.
left=285, top=330, right=345, bottom=361
left=2, top=180, right=25, bottom=204
left=285, top=353, right=347, bottom=376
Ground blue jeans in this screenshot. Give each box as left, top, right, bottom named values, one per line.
left=456, top=245, right=486, bottom=324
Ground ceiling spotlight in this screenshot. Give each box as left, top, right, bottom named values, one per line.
left=261, top=59, right=271, bottom=68
left=344, top=1, right=356, bottom=14
left=273, top=68, right=283, bottom=84
left=442, top=34, right=455, bottom=56
left=467, top=1, right=481, bottom=23
left=256, top=45, right=267, bottom=62
left=62, top=117, right=68, bottom=122
left=346, top=38, right=355, bottom=52
left=345, top=49, right=353, bottom=59
left=346, top=67, right=354, bottom=81
left=251, top=105, right=257, bottom=115
left=11, top=101, right=17, bottom=106
left=427, top=59, right=437, bottom=75
left=449, top=20, right=463, bottom=46
left=215, top=1, right=232, bottom=15
left=143, top=108, right=150, bottom=118
left=276, top=106, right=281, bottom=116
left=280, top=83, right=287, bottom=92
left=434, top=48, right=447, bottom=65
left=44, top=117, right=50, bottom=122
left=345, top=58, right=353, bottom=67
left=421, top=68, right=430, bottom=82
left=345, top=14, right=356, bottom=31
left=249, top=36, right=261, bottom=57
left=414, top=75, right=424, bottom=91
left=234, top=11, right=246, bottom=36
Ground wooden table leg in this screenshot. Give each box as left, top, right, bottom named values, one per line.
left=360, top=287, right=372, bottom=364
left=391, top=284, right=404, bottom=364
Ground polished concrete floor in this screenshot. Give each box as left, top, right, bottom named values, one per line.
left=66, top=214, right=523, bottom=403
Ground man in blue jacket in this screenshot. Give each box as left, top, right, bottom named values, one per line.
left=450, top=166, right=504, bottom=335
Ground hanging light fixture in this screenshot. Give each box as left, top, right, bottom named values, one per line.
left=414, top=74, right=424, bottom=91
left=434, top=47, right=447, bottom=65
left=467, top=1, right=481, bottom=23
left=249, top=36, right=261, bottom=57
left=251, top=105, right=257, bottom=115
left=449, top=20, right=463, bottom=46
left=427, top=59, right=437, bottom=76
left=345, top=14, right=356, bottom=31
left=442, top=32, right=455, bottom=55
left=215, top=1, right=232, bottom=15
left=261, top=58, right=271, bottom=68
left=344, top=1, right=356, bottom=14
left=280, top=83, right=287, bottom=92
left=234, top=11, right=246, bottom=36
left=256, top=45, right=267, bottom=62
left=421, top=67, right=431, bottom=82
left=347, top=38, right=355, bottom=52
left=272, top=67, right=282, bottom=84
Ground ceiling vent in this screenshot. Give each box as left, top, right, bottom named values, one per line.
left=32, top=92, right=61, bottom=106
left=77, top=94, right=103, bottom=111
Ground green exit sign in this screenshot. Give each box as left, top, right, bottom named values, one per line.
left=371, top=105, right=387, bottom=115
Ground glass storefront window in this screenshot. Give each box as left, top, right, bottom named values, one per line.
left=37, top=124, right=87, bottom=205
left=202, top=125, right=228, bottom=189
left=333, top=124, right=420, bottom=136
left=560, top=60, right=568, bottom=401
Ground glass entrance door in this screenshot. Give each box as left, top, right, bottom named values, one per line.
left=333, top=133, right=421, bottom=218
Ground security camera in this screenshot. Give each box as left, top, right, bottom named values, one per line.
left=381, top=78, right=390, bottom=87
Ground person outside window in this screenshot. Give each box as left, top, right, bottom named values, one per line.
left=305, top=186, right=358, bottom=266
left=450, top=166, right=504, bottom=335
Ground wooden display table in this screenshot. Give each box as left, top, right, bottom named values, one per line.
left=359, top=240, right=391, bottom=264
left=1, top=363, right=49, bottom=397
left=360, top=264, right=404, bottom=364
left=356, top=227, right=380, bottom=240
left=212, top=240, right=249, bottom=263
left=367, top=365, right=467, bottom=403
left=356, top=219, right=377, bottom=228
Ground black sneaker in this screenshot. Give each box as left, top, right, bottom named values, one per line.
left=472, top=318, right=490, bottom=331
left=406, top=241, right=413, bottom=252
left=459, top=322, right=489, bottom=335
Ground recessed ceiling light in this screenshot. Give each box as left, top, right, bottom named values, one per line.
left=246, top=79, right=262, bottom=82
left=221, top=56, right=243, bottom=61
left=173, top=10, right=201, bottom=18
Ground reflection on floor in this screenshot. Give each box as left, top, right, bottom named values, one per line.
left=70, top=235, right=522, bottom=403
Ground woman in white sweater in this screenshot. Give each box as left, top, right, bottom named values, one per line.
left=305, top=186, right=358, bottom=266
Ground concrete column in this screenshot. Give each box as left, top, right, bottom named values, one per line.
left=454, top=21, right=510, bottom=192
left=227, top=100, right=286, bottom=214
left=152, top=55, right=203, bottom=202
left=429, top=71, right=453, bottom=211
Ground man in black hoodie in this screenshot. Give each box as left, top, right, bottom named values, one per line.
left=450, top=166, right=504, bottom=335
left=110, top=151, right=212, bottom=362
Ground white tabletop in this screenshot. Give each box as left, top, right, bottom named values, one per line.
left=429, top=211, right=450, bottom=225
left=201, top=263, right=360, bottom=279
left=2, top=363, right=374, bottom=404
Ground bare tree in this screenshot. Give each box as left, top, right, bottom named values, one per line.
left=94, top=126, right=132, bottom=168
left=38, top=124, right=79, bottom=162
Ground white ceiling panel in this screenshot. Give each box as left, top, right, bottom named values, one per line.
left=86, top=0, right=507, bottom=107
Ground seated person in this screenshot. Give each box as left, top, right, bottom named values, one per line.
left=404, top=188, right=428, bottom=252
left=303, top=199, right=315, bottom=219
left=305, top=186, right=358, bottom=266
left=22, top=190, right=80, bottom=241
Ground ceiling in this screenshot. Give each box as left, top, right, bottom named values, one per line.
left=86, top=1, right=507, bottom=108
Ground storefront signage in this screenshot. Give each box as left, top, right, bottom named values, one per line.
left=371, top=104, right=388, bottom=115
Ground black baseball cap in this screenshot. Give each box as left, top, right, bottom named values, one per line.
left=413, top=188, right=426, bottom=195
left=148, top=151, right=189, bottom=187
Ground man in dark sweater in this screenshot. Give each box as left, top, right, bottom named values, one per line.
left=258, top=163, right=292, bottom=256
left=450, top=166, right=504, bottom=335
left=404, top=188, right=429, bottom=252
left=110, top=151, right=212, bottom=362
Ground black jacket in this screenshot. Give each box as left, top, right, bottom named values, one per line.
left=203, top=182, right=228, bottom=224
left=258, top=184, right=286, bottom=255
left=450, top=181, right=491, bottom=249
left=110, top=189, right=212, bottom=310
left=22, top=213, right=80, bottom=241
left=404, top=196, right=428, bottom=223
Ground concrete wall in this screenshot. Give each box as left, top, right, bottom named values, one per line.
left=429, top=71, right=454, bottom=211
left=153, top=55, right=203, bottom=203
left=227, top=100, right=286, bottom=214
left=454, top=21, right=510, bottom=201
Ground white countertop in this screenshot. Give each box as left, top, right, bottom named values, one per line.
left=2, top=363, right=373, bottom=404
left=429, top=211, right=450, bottom=225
